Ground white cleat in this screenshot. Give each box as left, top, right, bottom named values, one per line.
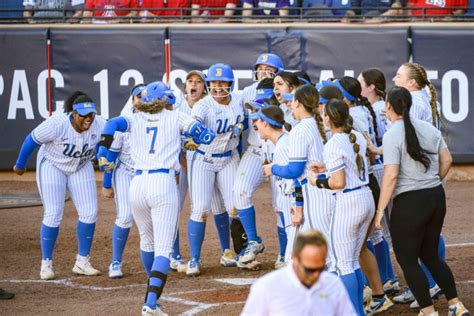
left=393, top=287, right=415, bottom=304
left=108, top=261, right=123, bottom=279
left=239, top=241, right=265, bottom=264
left=186, top=259, right=201, bottom=277
left=410, top=285, right=443, bottom=309
left=220, top=249, right=237, bottom=267
left=170, top=256, right=187, bottom=273
left=40, top=259, right=55, bottom=280
left=274, top=255, right=286, bottom=269
left=72, top=255, right=101, bottom=276
left=142, top=305, right=168, bottom=316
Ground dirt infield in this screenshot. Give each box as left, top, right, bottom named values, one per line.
left=0, top=176, right=472, bottom=315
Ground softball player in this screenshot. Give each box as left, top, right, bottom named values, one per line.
left=186, top=63, right=246, bottom=276
left=14, top=91, right=105, bottom=280
left=251, top=105, right=296, bottom=267
left=172, top=70, right=229, bottom=273
left=102, top=84, right=145, bottom=278
left=263, top=84, right=334, bottom=266
left=311, top=98, right=375, bottom=315
left=359, top=68, right=400, bottom=294
left=98, top=81, right=215, bottom=316
left=272, top=71, right=302, bottom=127
left=234, top=54, right=283, bottom=264
left=392, top=62, right=446, bottom=307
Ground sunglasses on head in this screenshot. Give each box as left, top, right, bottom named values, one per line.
left=301, top=263, right=325, bottom=275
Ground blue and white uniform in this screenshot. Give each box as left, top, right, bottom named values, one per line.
left=15, top=108, right=105, bottom=279
left=323, top=130, right=374, bottom=315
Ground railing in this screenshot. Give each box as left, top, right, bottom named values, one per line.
left=0, top=6, right=473, bottom=24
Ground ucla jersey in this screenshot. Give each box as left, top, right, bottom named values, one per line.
left=191, top=93, right=245, bottom=154
left=124, top=110, right=195, bottom=171
left=31, top=114, right=106, bottom=174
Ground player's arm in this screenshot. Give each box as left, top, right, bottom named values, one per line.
left=183, top=120, right=216, bottom=145
left=98, top=116, right=129, bottom=169
left=14, top=133, right=41, bottom=175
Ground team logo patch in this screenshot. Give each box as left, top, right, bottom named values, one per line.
left=84, top=103, right=93, bottom=108
left=262, top=55, right=269, bottom=62
left=216, top=68, right=222, bottom=77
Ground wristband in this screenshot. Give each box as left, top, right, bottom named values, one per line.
left=316, top=177, right=332, bottom=189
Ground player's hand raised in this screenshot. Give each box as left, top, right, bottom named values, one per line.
left=13, top=165, right=25, bottom=176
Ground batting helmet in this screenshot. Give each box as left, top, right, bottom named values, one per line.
left=253, top=53, right=284, bottom=74
left=206, top=63, right=235, bottom=91
left=141, top=81, right=176, bottom=105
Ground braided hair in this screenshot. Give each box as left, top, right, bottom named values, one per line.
left=339, top=76, right=379, bottom=142
left=134, top=98, right=167, bottom=114
left=294, top=84, right=327, bottom=143
left=325, top=99, right=363, bottom=176
left=402, top=62, right=443, bottom=128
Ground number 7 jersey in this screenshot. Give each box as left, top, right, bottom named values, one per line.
left=124, top=110, right=195, bottom=171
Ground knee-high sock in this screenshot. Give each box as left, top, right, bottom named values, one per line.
left=145, top=256, right=170, bottom=309
left=237, top=206, right=258, bottom=242
left=140, top=250, right=154, bottom=277
left=341, top=273, right=363, bottom=316
left=384, top=240, right=397, bottom=282
left=40, top=224, right=59, bottom=260
left=355, top=268, right=366, bottom=315
left=277, top=212, right=287, bottom=258
left=172, top=230, right=181, bottom=259
left=76, top=221, right=95, bottom=257
left=112, top=225, right=130, bottom=263
left=421, top=234, right=446, bottom=288
left=213, top=213, right=230, bottom=252
left=373, top=239, right=389, bottom=284
left=188, top=220, right=206, bottom=261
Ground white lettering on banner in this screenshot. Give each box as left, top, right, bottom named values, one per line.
left=441, top=70, right=469, bottom=123
left=319, top=70, right=335, bottom=81
left=93, top=69, right=109, bottom=119
left=0, top=75, right=4, bottom=95
left=8, top=70, right=34, bottom=120
left=120, top=69, right=144, bottom=114
left=37, top=69, right=65, bottom=119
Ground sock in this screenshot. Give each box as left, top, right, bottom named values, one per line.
left=421, top=234, right=446, bottom=289
left=277, top=212, right=287, bottom=258
left=237, top=206, right=258, bottom=241
left=374, top=239, right=389, bottom=284
left=188, top=219, right=206, bottom=261
left=341, top=273, right=363, bottom=315
left=384, top=239, right=397, bottom=282
left=373, top=294, right=385, bottom=299
left=366, top=240, right=375, bottom=254
left=145, top=256, right=170, bottom=309
left=40, top=224, right=59, bottom=260
left=172, top=230, right=180, bottom=259
left=355, top=268, right=366, bottom=315
left=140, top=250, right=154, bottom=277
left=112, top=225, right=130, bottom=263
left=213, top=213, right=230, bottom=252
left=76, top=221, right=96, bottom=257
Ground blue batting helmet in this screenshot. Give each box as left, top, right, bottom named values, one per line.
left=141, top=81, right=176, bottom=105
left=253, top=53, right=284, bottom=74
left=206, top=63, right=235, bottom=91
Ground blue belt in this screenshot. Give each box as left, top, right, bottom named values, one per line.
left=332, top=185, right=368, bottom=195
left=135, top=168, right=171, bottom=176
left=196, top=149, right=232, bottom=158
left=301, top=174, right=327, bottom=186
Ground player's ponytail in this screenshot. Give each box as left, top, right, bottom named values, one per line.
left=294, top=84, right=326, bottom=142
left=326, top=99, right=363, bottom=176
left=387, top=86, right=431, bottom=171
left=403, top=62, right=445, bottom=130
left=135, top=99, right=166, bottom=114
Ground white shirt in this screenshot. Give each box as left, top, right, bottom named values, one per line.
left=32, top=113, right=106, bottom=175
left=241, top=266, right=357, bottom=316
left=124, top=110, right=195, bottom=171
left=410, top=89, right=433, bottom=125
left=323, top=131, right=369, bottom=190
left=372, top=99, right=388, bottom=144
left=192, top=93, right=245, bottom=154
left=287, top=117, right=325, bottom=181
left=111, top=107, right=134, bottom=169
left=271, top=133, right=294, bottom=209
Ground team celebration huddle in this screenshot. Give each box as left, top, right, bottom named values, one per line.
left=12, top=53, right=470, bottom=316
